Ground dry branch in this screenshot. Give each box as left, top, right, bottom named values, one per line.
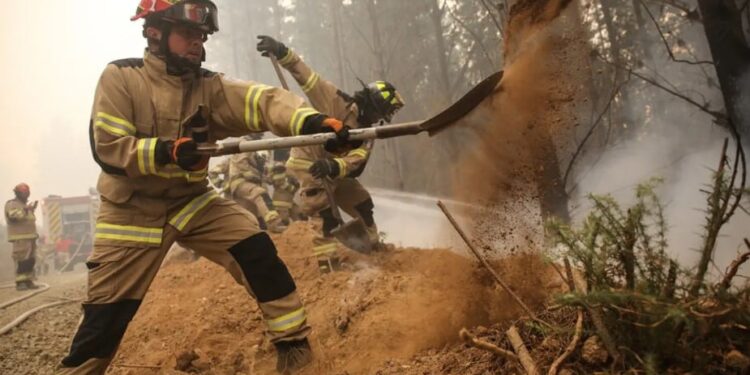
left=717, top=240, right=750, bottom=292
left=459, top=328, right=518, bottom=360
left=637, top=0, right=714, bottom=66
left=548, top=308, right=584, bottom=375
left=437, top=201, right=545, bottom=325
left=506, top=325, right=540, bottom=375
left=571, top=271, right=621, bottom=362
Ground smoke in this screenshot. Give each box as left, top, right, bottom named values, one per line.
left=570, top=2, right=749, bottom=274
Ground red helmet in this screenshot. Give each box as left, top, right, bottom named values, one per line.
left=13, top=183, right=30, bottom=196
left=132, top=0, right=219, bottom=33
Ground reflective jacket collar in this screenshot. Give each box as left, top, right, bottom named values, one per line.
left=144, top=50, right=194, bottom=84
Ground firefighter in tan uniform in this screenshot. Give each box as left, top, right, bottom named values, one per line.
left=257, top=36, right=404, bottom=273
left=227, top=140, right=285, bottom=233
left=57, top=1, right=353, bottom=374
left=4, top=183, right=41, bottom=291
left=269, top=160, right=302, bottom=224
left=208, top=156, right=230, bottom=197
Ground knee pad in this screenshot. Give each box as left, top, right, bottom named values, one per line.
left=228, top=233, right=296, bottom=303
left=319, top=208, right=339, bottom=237
left=354, top=198, right=375, bottom=227
left=61, top=300, right=141, bottom=367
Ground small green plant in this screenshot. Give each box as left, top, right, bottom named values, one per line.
left=546, top=145, right=750, bottom=373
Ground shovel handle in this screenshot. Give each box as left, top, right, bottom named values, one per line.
left=321, top=177, right=344, bottom=224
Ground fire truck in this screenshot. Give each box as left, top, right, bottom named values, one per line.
left=41, top=194, right=99, bottom=271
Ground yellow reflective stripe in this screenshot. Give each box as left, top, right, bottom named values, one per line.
left=95, top=112, right=136, bottom=135
left=137, top=138, right=158, bottom=175
left=152, top=164, right=207, bottom=181
left=334, top=158, right=347, bottom=178
left=313, top=243, right=338, bottom=256
left=273, top=201, right=293, bottom=208
left=7, top=208, right=26, bottom=219
left=244, top=84, right=272, bottom=131
left=288, top=108, right=318, bottom=136
left=347, top=148, right=369, bottom=159
left=95, top=223, right=162, bottom=245
left=264, top=210, right=279, bottom=222
left=8, top=233, right=38, bottom=241
left=278, top=50, right=295, bottom=65
left=16, top=274, right=31, bottom=282
left=272, top=173, right=285, bottom=181
left=286, top=157, right=313, bottom=171
left=168, top=191, right=219, bottom=231
left=267, top=307, right=306, bottom=332
left=302, top=73, right=320, bottom=93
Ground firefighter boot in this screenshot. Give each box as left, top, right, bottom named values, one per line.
left=366, top=224, right=381, bottom=249
left=313, top=236, right=341, bottom=274
left=266, top=211, right=287, bottom=234
left=275, top=338, right=313, bottom=374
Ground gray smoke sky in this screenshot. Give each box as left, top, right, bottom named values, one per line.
left=0, top=2, right=143, bottom=209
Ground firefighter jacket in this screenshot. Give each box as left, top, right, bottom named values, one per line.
left=278, top=49, right=372, bottom=178
left=90, top=51, right=321, bottom=247
left=4, top=198, right=37, bottom=242
left=228, top=152, right=266, bottom=194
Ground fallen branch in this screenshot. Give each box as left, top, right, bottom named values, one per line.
left=459, top=328, right=518, bottom=360
left=571, top=271, right=621, bottom=362
left=548, top=308, right=584, bottom=375
left=506, top=325, right=540, bottom=375
left=437, top=201, right=545, bottom=325
left=111, top=363, right=161, bottom=370
left=716, top=239, right=750, bottom=292
left=0, top=299, right=78, bottom=335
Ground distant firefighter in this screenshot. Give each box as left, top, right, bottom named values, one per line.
left=4, top=183, right=40, bottom=290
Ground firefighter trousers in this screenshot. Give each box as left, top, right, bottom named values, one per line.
left=232, top=181, right=280, bottom=229
left=11, top=239, right=36, bottom=284
left=57, top=196, right=310, bottom=374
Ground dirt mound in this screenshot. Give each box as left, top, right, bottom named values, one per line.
left=108, top=222, right=555, bottom=374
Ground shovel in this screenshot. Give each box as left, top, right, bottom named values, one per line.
left=196, top=69, right=503, bottom=156
left=269, top=56, right=373, bottom=252
left=321, top=178, right=373, bottom=253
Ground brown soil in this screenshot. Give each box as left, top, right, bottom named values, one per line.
left=108, top=221, right=557, bottom=374
left=452, top=0, right=590, bottom=256
left=0, top=272, right=87, bottom=375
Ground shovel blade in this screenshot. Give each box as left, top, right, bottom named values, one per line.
left=331, top=218, right=372, bottom=253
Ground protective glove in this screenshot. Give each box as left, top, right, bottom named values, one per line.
left=256, top=35, right=289, bottom=59
left=320, top=118, right=353, bottom=153
left=156, top=137, right=209, bottom=171
left=309, top=159, right=340, bottom=179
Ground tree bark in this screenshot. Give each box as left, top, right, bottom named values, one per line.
left=697, top=0, right=750, bottom=135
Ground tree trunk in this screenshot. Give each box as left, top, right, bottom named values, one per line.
left=429, top=0, right=453, bottom=105
left=330, top=0, right=348, bottom=92
left=697, top=0, right=750, bottom=135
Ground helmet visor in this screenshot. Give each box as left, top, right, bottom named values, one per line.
left=163, top=2, right=219, bottom=33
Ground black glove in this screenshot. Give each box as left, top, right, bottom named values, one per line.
left=256, top=35, right=289, bottom=59
left=286, top=176, right=300, bottom=191
left=156, top=138, right=209, bottom=171
left=309, top=159, right=339, bottom=179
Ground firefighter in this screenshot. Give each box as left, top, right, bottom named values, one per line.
left=57, top=1, right=353, bottom=373
left=4, top=183, right=40, bottom=291
left=256, top=35, right=404, bottom=273
left=207, top=156, right=230, bottom=197
left=227, top=136, right=285, bottom=233
left=269, top=161, right=302, bottom=225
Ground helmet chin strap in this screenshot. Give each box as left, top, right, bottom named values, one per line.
left=155, top=23, right=203, bottom=76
